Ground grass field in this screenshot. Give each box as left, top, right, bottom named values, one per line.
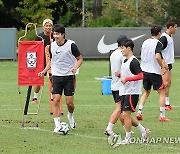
left=0, top=60, right=180, bottom=153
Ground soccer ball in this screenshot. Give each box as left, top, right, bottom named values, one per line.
left=57, top=122, right=69, bottom=135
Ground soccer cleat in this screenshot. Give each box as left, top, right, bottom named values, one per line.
left=165, top=105, right=173, bottom=111
left=159, top=116, right=171, bottom=122
left=136, top=112, right=143, bottom=120
left=141, top=128, right=150, bottom=143
left=53, top=126, right=60, bottom=133
left=104, top=130, right=117, bottom=136
left=32, top=98, right=37, bottom=104
left=53, top=125, right=69, bottom=135
left=67, top=114, right=76, bottom=129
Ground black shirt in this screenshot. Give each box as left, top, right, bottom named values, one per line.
left=36, top=32, right=53, bottom=47
left=35, top=32, right=54, bottom=67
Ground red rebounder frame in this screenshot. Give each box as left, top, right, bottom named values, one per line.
left=18, top=41, right=44, bottom=86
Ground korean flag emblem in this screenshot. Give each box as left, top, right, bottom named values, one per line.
left=26, top=52, right=37, bottom=68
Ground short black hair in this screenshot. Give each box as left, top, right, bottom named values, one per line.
left=121, top=39, right=134, bottom=51
left=117, top=35, right=128, bottom=47
left=166, top=20, right=177, bottom=29
left=151, top=25, right=162, bottom=36
left=52, top=24, right=65, bottom=34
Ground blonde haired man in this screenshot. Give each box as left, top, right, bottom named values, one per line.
left=32, top=19, right=56, bottom=114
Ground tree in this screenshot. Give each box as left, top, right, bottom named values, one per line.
left=162, top=0, right=180, bottom=25
left=92, top=0, right=102, bottom=19
left=51, top=0, right=82, bottom=27
left=16, top=0, right=58, bottom=27
left=0, top=0, right=22, bottom=28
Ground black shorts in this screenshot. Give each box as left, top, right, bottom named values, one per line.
left=143, top=72, right=164, bottom=90
left=52, top=75, right=76, bottom=96
left=168, top=64, right=172, bottom=71
left=112, top=91, right=122, bottom=103
left=121, top=94, right=139, bottom=112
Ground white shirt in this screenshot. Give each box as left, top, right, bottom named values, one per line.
left=141, top=38, right=162, bottom=74
left=110, top=49, right=125, bottom=91
left=50, top=40, right=77, bottom=76
left=161, top=32, right=175, bottom=64
left=121, top=56, right=142, bottom=95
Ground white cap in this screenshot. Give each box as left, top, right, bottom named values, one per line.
left=43, top=19, right=53, bottom=26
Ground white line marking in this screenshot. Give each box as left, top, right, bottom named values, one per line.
left=1, top=124, right=180, bottom=151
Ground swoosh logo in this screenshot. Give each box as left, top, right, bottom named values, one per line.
left=97, top=34, right=146, bottom=54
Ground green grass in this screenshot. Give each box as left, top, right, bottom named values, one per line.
left=1, top=60, right=180, bottom=153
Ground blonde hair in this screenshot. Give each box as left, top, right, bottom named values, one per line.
left=43, top=19, right=53, bottom=26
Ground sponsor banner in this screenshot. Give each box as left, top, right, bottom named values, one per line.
left=18, top=41, right=44, bottom=86
left=38, top=27, right=180, bottom=59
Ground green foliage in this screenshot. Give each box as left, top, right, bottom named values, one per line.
left=85, top=0, right=180, bottom=27
left=16, top=28, right=37, bottom=42
left=162, top=0, right=180, bottom=25
left=15, top=0, right=57, bottom=27
left=56, top=0, right=82, bottom=27
left=1, top=0, right=180, bottom=29
left=0, top=0, right=3, bottom=6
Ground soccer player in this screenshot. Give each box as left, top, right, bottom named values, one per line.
left=136, top=25, right=170, bottom=122
left=32, top=19, right=53, bottom=104
left=116, top=39, right=149, bottom=144
left=104, top=35, right=127, bottom=136
left=160, top=20, right=177, bottom=110
left=38, top=24, right=83, bottom=132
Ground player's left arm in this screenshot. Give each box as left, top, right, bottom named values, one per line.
left=121, top=58, right=143, bottom=84
left=70, top=43, right=83, bottom=74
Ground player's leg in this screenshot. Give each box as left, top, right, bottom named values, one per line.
left=52, top=76, right=63, bottom=132
left=105, top=102, right=121, bottom=135
left=165, top=69, right=173, bottom=110
left=137, top=90, right=150, bottom=120
left=121, top=95, right=137, bottom=144
left=32, top=86, right=41, bottom=103
left=66, top=95, right=76, bottom=129
left=162, top=67, right=173, bottom=110
left=122, top=110, right=132, bottom=143
left=158, top=88, right=171, bottom=122
left=131, top=117, right=150, bottom=143
left=104, top=91, right=121, bottom=135
left=131, top=95, right=149, bottom=143
left=137, top=73, right=151, bottom=120
left=65, top=75, right=76, bottom=129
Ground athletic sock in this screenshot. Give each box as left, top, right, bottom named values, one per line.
left=125, top=132, right=131, bottom=140
left=160, top=107, right=165, bottom=117
left=54, top=117, right=61, bottom=128
left=165, top=97, right=170, bottom=106
left=68, top=111, right=73, bottom=119
left=33, top=92, right=38, bottom=99
left=138, top=104, right=143, bottom=114
left=106, top=122, right=114, bottom=131
left=51, top=93, right=53, bottom=100
left=136, top=123, right=146, bottom=134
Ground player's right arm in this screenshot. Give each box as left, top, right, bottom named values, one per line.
left=155, top=41, right=168, bottom=74
left=38, top=62, right=51, bottom=77
left=38, top=45, right=51, bottom=77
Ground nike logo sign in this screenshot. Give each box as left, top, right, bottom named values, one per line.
left=97, top=34, right=146, bottom=54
